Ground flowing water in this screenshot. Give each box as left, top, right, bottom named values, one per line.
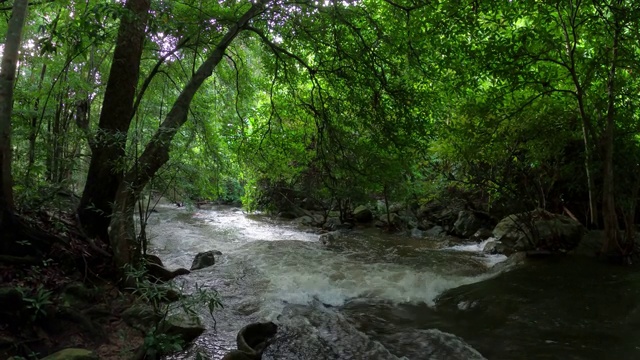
left=148, top=203, right=640, bottom=360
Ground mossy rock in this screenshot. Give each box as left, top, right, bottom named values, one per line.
left=40, top=348, right=98, bottom=360
left=61, top=283, right=100, bottom=305
left=159, top=312, right=205, bottom=344
left=121, top=304, right=159, bottom=331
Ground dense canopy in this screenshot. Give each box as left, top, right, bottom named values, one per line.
left=0, top=0, right=638, bottom=273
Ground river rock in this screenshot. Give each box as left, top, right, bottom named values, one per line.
left=416, top=199, right=466, bottom=226
left=294, top=215, right=316, bottom=226
left=570, top=230, right=604, bottom=257
left=277, top=211, right=298, bottom=219
left=40, top=348, right=98, bottom=360
left=417, top=219, right=436, bottom=231
left=493, top=209, right=584, bottom=254
left=453, top=210, right=484, bottom=238
left=121, top=304, right=158, bottom=330
left=353, top=205, right=373, bottom=223
left=378, top=213, right=406, bottom=229
left=222, top=321, right=278, bottom=359
left=483, top=240, right=498, bottom=254
left=425, top=225, right=446, bottom=237
left=319, top=231, right=342, bottom=246
left=411, top=228, right=424, bottom=238
left=160, top=312, right=205, bottom=344
left=323, top=217, right=342, bottom=231
left=191, top=250, right=222, bottom=270
left=470, top=228, right=494, bottom=242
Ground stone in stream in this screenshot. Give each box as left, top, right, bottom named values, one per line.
left=222, top=322, right=278, bottom=360
left=470, top=228, right=494, bottom=242
left=190, top=250, right=223, bottom=270
left=353, top=205, right=373, bottom=223
left=425, top=225, right=447, bottom=237
left=493, top=209, right=584, bottom=255
left=142, top=253, right=190, bottom=282
left=159, top=312, right=206, bottom=344
left=453, top=210, right=485, bottom=238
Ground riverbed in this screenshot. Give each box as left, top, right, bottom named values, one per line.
left=148, top=203, right=640, bottom=359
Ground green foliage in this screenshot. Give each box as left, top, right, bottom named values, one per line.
left=17, top=285, right=54, bottom=322
left=5, top=0, right=640, bottom=239
left=124, top=264, right=223, bottom=357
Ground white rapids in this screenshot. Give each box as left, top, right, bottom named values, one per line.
left=147, top=202, right=511, bottom=359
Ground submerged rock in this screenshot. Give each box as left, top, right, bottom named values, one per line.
left=191, top=250, right=222, bottom=270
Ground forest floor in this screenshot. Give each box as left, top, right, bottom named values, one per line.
left=0, top=208, right=145, bottom=359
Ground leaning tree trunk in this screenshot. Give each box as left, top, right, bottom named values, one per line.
left=0, top=0, right=28, bottom=251
left=109, top=0, right=268, bottom=270
left=78, top=0, right=150, bottom=242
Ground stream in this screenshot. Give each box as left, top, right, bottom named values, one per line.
left=148, top=203, right=640, bottom=360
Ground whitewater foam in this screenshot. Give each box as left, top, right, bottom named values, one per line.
left=232, top=240, right=501, bottom=308
left=443, top=237, right=508, bottom=267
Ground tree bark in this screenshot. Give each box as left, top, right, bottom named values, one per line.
left=78, top=0, right=150, bottom=241
left=556, top=2, right=599, bottom=227
left=109, top=0, right=268, bottom=270
left=0, top=0, right=28, bottom=250
left=601, top=5, right=621, bottom=256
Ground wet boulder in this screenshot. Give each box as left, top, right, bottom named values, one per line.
left=416, top=199, right=466, bottom=228
left=319, top=231, right=342, bottom=246
left=323, top=217, right=342, bottom=231
left=470, top=228, right=494, bottom=242
left=121, top=304, right=159, bottom=331
left=160, top=312, right=205, bottom=344
left=570, top=230, right=605, bottom=257
left=482, top=240, right=498, bottom=254
left=294, top=215, right=315, bottom=226
left=222, top=321, right=278, bottom=360
left=377, top=213, right=406, bottom=229
left=453, top=210, right=485, bottom=238
left=353, top=205, right=373, bottom=223
left=425, top=225, right=447, bottom=238
left=493, top=209, right=585, bottom=254
left=144, top=254, right=190, bottom=282
left=191, top=250, right=223, bottom=271
left=277, top=211, right=298, bottom=219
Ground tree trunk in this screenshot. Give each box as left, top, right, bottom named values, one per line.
left=601, top=8, right=621, bottom=256
left=78, top=0, right=151, bottom=241
left=26, top=63, right=46, bottom=179
left=0, top=0, right=28, bottom=251
left=557, top=2, right=599, bottom=227
left=108, top=0, right=268, bottom=270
